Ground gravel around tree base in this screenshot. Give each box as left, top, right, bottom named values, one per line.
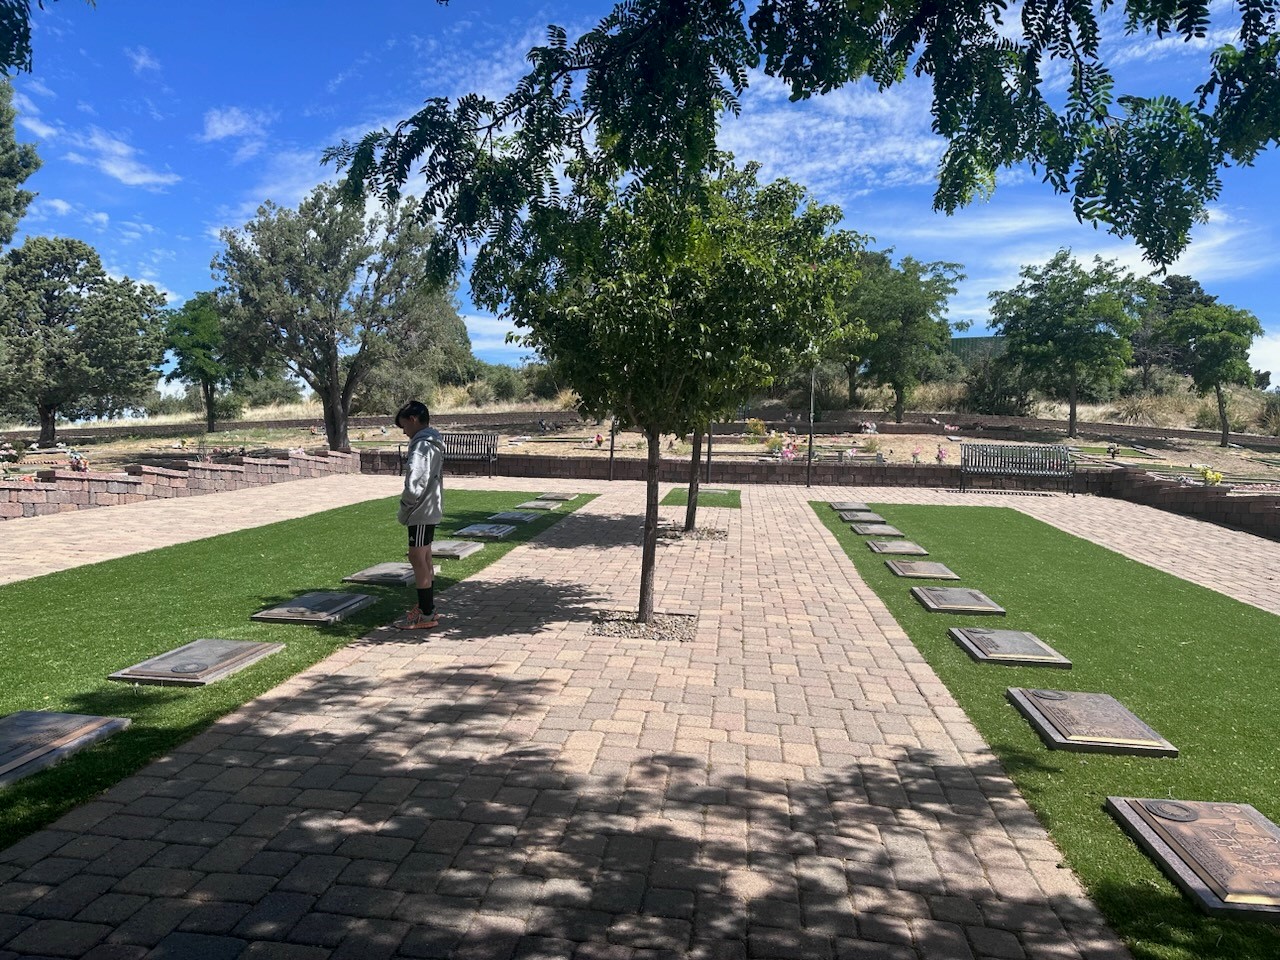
left=658, top=525, right=728, bottom=541
left=589, top=610, right=698, bottom=642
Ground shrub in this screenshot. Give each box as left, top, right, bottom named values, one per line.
left=466, top=380, right=495, bottom=406
left=487, top=367, right=522, bottom=402
left=1257, top=392, right=1280, bottom=436
left=1108, top=396, right=1165, bottom=426
left=1193, top=400, right=1248, bottom=432
left=959, top=357, right=1033, bottom=416
left=746, top=417, right=767, bottom=437
left=862, top=437, right=881, bottom=454
left=764, top=434, right=784, bottom=453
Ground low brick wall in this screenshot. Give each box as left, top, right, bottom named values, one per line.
left=0, top=450, right=361, bottom=521
left=1105, top=467, right=1280, bottom=540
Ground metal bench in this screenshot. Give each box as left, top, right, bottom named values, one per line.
left=399, top=432, right=499, bottom=477
left=960, top=443, right=1074, bottom=494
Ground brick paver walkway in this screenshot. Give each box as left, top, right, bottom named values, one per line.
left=3, top=476, right=1276, bottom=958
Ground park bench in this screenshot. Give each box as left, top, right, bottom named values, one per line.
left=398, top=432, right=499, bottom=476
left=960, top=443, right=1074, bottom=494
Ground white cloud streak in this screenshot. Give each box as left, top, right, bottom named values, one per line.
left=64, top=127, right=180, bottom=187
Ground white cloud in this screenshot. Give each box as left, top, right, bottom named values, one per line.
left=199, top=106, right=269, bottom=142
left=17, top=116, right=57, bottom=139
left=11, top=90, right=40, bottom=114
left=76, top=100, right=97, bottom=115
left=1251, top=332, right=1280, bottom=381
left=125, top=46, right=161, bottom=75
left=24, top=77, right=55, bottom=98
left=85, top=211, right=109, bottom=228
left=463, top=313, right=525, bottom=360
left=42, top=198, right=73, bottom=216
left=64, top=127, right=180, bottom=188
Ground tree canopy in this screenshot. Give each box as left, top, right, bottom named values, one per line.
left=0, top=79, right=40, bottom=246
left=1167, top=301, right=1263, bottom=445
left=323, top=1, right=1280, bottom=267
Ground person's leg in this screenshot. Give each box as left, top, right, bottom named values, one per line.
left=400, top=525, right=438, bottom=628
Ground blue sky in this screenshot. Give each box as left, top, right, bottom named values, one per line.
left=9, top=0, right=1280, bottom=378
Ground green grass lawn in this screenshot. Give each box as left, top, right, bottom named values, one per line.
left=660, top=487, right=741, bottom=508
left=0, top=490, right=591, bottom=849
left=816, top=502, right=1280, bottom=960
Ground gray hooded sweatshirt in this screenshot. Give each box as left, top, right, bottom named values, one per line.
left=398, top=426, right=445, bottom=526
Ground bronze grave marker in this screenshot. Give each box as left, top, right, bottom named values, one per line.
left=1108, top=797, right=1280, bottom=920
left=344, top=562, right=416, bottom=586
left=911, top=586, right=1005, bottom=615
left=867, top=540, right=928, bottom=556
left=885, top=560, right=959, bottom=580
left=514, top=500, right=559, bottom=511
left=948, top=627, right=1071, bottom=668
left=839, top=511, right=885, bottom=523
left=488, top=511, right=542, bottom=524
left=830, top=501, right=870, bottom=512
left=0, top=711, right=131, bottom=788
left=109, top=638, right=284, bottom=686
left=432, top=539, right=485, bottom=559
left=536, top=493, right=578, bottom=501
left=852, top=523, right=904, bottom=537
left=251, top=591, right=376, bottom=624
left=455, top=523, right=518, bottom=539
left=1007, top=688, right=1176, bottom=756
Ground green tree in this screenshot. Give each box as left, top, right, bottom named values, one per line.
left=509, top=164, right=860, bottom=621
left=350, top=299, right=473, bottom=415
left=849, top=252, right=964, bottom=422
left=0, top=236, right=164, bottom=445
left=1167, top=303, right=1263, bottom=446
left=213, top=182, right=448, bottom=451
left=164, top=291, right=257, bottom=433
left=327, top=2, right=1280, bottom=268
left=989, top=250, right=1140, bottom=437
left=0, top=78, right=40, bottom=246
left=1129, top=274, right=1218, bottom=390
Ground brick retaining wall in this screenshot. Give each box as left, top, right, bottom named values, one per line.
left=0, top=450, right=360, bottom=521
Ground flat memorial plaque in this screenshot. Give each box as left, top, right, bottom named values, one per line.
left=489, top=511, right=542, bottom=524
left=0, top=711, right=131, bottom=788
left=1007, top=688, right=1176, bottom=756
left=455, top=523, right=518, bottom=539
left=251, top=591, right=376, bottom=624
left=912, top=586, right=1005, bottom=615
left=868, top=540, right=928, bottom=556
left=948, top=627, right=1071, bottom=668
left=536, top=493, right=578, bottom=501
left=700, top=488, right=733, bottom=496
left=885, top=560, right=959, bottom=580
left=515, top=500, right=559, bottom=511
left=1108, top=797, right=1280, bottom=920
left=344, top=562, right=416, bottom=586
left=852, top=523, right=904, bottom=537
left=110, top=638, right=284, bottom=686
left=830, top=501, right=870, bottom=512
left=433, top=539, right=484, bottom=559
left=839, top=511, right=885, bottom=523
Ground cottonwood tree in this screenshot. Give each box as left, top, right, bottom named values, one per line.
left=508, top=164, right=860, bottom=621
left=989, top=250, right=1141, bottom=437
left=1168, top=302, right=1263, bottom=446
left=213, top=182, right=451, bottom=451
left=322, top=2, right=1280, bottom=269
left=847, top=252, right=964, bottom=423
left=0, top=236, right=164, bottom=445
left=0, top=79, right=40, bottom=245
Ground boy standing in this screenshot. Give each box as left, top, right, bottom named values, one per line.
left=394, top=400, right=445, bottom=629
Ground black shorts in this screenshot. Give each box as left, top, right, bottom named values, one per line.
left=408, top=524, right=436, bottom=548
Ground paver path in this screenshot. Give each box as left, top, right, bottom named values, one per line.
left=0, top=478, right=1155, bottom=959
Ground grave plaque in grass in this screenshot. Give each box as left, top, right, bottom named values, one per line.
left=1107, top=798, right=1280, bottom=921
left=109, top=638, right=284, bottom=686
left=0, top=711, right=131, bottom=788
left=488, top=511, right=542, bottom=524
left=344, top=562, right=416, bottom=586
left=852, top=523, right=904, bottom=537
left=537, top=493, right=578, bottom=501
left=830, top=501, right=870, bottom=512
left=839, top=511, right=885, bottom=523
left=515, top=500, right=559, bottom=511
left=250, top=591, right=376, bottom=624
left=455, top=523, right=517, bottom=540
left=433, top=540, right=484, bottom=559
left=868, top=540, right=928, bottom=556
left=700, top=488, right=733, bottom=496
left=1007, top=688, right=1177, bottom=756
left=912, top=586, right=1005, bottom=615
left=948, top=627, right=1071, bottom=668
left=885, top=560, right=959, bottom=580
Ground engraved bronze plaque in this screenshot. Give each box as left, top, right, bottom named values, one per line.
left=344, top=562, right=416, bottom=586
left=700, top=488, right=733, bottom=496
left=251, top=591, right=376, bottom=624
left=1007, top=688, right=1176, bottom=756
left=912, top=586, right=1005, bottom=615
left=455, top=523, right=517, bottom=539
left=885, top=560, right=959, bottom=580
left=867, top=540, right=928, bottom=556
left=536, top=492, right=578, bottom=501
left=488, top=511, right=542, bottom=524
left=515, top=500, right=559, bottom=511
left=0, top=711, right=131, bottom=787
left=433, top=539, right=484, bottom=559
left=1108, top=797, right=1280, bottom=920
left=852, top=523, right=904, bottom=537
left=830, top=501, right=870, bottom=512
left=948, top=628, right=1071, bottom=668
left=839, top=511, right=885, bottom=523
left=109, top=638, right=283, bottom=686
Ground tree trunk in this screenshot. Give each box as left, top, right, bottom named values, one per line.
left=684, top=430, right=703, bottom=532
left=321, top=382, right=349, bottom=451
left=37, top=404, right=56, bottom=447
left=846, top=361, right=859, bottom=408
left=893, top=385, right=906, bottom=423
left=1216, top=384, right=1230, bottom=447
left=202, top=380, right=217, bottom=434
left=1140, top=362, right=1152, bottom=392
left=1067, top=377, right=1078, bottom=438
left=638, top=428, right=661, bottom=624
